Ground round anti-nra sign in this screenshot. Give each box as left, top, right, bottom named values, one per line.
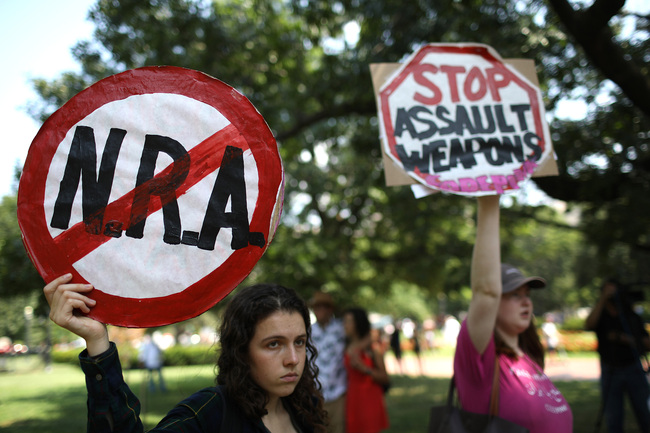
left=18, top=66, right=284, bottom=327
left=378, top=43, right=552, bottom=196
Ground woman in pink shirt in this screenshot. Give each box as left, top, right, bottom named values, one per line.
left=453, top=195, right=573, bottom=433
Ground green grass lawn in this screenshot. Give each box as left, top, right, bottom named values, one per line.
left=0, top=354, right=644, bottom=433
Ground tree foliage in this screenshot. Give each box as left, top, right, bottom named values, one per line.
left=537, top=0, right=650, bottom=283
left=0, top=196, right=47, bottom=342
left=547, top=0, right=650, bottom=118
left=10, top=0, right=650, bottom=325
left=0, top=197, right=44, bottom=301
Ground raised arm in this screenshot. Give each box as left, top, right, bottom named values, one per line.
left=466, top=195, right=502, bottom=354
left=44, top=274, right=110, bottom=356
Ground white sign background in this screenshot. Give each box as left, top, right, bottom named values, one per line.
left=378, top=43, right=552, bottom=196
left=18, top=67, right=284, bottom=327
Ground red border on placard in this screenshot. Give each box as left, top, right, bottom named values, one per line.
left=17, top=66, right=283, bottom=327
left=379, top=44, right=545, bottom=192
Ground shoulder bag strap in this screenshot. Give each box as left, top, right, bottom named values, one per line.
left=447, top=375, right=457, bottom=408
left=449, top=355, right=500, bottom=415
left=489, top=356, right=500, bottom=417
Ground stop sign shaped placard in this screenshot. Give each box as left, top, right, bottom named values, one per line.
left=18, top=66, right=284, bottom=327
left=378, top=43, right=552, bottom=195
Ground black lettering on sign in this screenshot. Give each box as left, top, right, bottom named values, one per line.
left=500, top=135, right=525, bottom=162
left=126, top=134, right=190, bottom=243
left=51, top=126, right=126, bottom=234
left=428, top=140, right=449, bottom=173
left=395, top=143, right=429, bottom=173
left=469, top=106, right=496, bottom=134
left=49, top=127, right=264, bottom=252
left=494, top=105, right=515, bottom=133
left=510, top=104, right=531, bottom=131
left=394, top=107, right=419, bottom=139
left=481, top=137, right=509, bottom=166
left=394, top=107, right=438, bottom=140
left=197, top=145, right=265, bottom=251
left=394, top=133, right=541, bottom=174
left=448, top=138, right=478, bottom=170
left=393, top=104, right=531, bottom=140
left=523, top=131, right=542, bottom=161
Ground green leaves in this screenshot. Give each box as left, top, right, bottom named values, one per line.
left=19, top=0, right=650, bottom=318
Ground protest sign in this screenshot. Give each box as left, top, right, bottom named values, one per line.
left=17, top=66, right=284, bottom=327
left=371, top=43, right=557, bottom=195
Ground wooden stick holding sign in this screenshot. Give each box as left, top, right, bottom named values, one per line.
left=370, top=43, right=557, bottom=196
left=18, top=66, right=284, bottom=327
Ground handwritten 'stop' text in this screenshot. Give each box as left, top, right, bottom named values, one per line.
left=378, top=44, right=551, bottom=195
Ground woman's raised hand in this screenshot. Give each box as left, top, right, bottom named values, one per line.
left=44, top=274, right=110, bottom=356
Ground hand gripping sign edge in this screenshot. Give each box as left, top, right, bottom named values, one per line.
left=17, top=66, right=284, bottom=327
left=378, top=43, right=551, bottom=196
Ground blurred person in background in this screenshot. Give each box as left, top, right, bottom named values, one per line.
left=342, top=306, right=389, bottom=433
left=139, top=333, right=167, bottom=393
left=586, top=278, right=650, bottom=433
left=540, top=313, right=565, bottom=364
left=310, top=291, right=347, bottom=433
left=411, top=326, right=423, bottom=375
left=389, top=321, right=403, bottom=374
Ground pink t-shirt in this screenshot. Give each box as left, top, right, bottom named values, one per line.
left=453, top=320, right=572, bottom=433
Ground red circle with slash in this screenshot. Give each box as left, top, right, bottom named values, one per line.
left=18, top=66, right=284, bottom=327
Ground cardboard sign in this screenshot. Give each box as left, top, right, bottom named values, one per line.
left=17, top=66, right=284, bottom=327
left=372, top=44, right=557, bottom=195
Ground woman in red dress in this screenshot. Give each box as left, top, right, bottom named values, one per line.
left=342, top=307, right=390, bottom=433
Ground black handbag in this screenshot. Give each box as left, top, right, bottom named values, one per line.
left=427, top=359, right=528, bottom=433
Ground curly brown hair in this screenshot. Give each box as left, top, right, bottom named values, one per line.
left=216, top=283, right=327, bottom=432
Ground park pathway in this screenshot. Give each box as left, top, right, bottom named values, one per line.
left=384, top=352, right=600, bottom=381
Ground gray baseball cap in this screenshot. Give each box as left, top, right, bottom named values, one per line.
left=501, top=263, right=546, bottom=294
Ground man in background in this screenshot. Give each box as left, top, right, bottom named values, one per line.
left=586, top=279, right=650, bottom=433
left=139, top=334, right=167, bottom=393
left=310, top=291, right=347, bottom=433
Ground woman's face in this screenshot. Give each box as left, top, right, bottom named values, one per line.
left=248, top=311, right=307, bottom=400
left=342, top=312, right=356, bottom=338
left=497, top=284, right=533, bottom=336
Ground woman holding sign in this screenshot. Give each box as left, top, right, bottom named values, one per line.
left=452, top=195, right=573, bottom=433
left=44, top=276, right=327, bottom=433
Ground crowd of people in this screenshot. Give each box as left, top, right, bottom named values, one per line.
left=42, top=195, right=650, bottom=433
